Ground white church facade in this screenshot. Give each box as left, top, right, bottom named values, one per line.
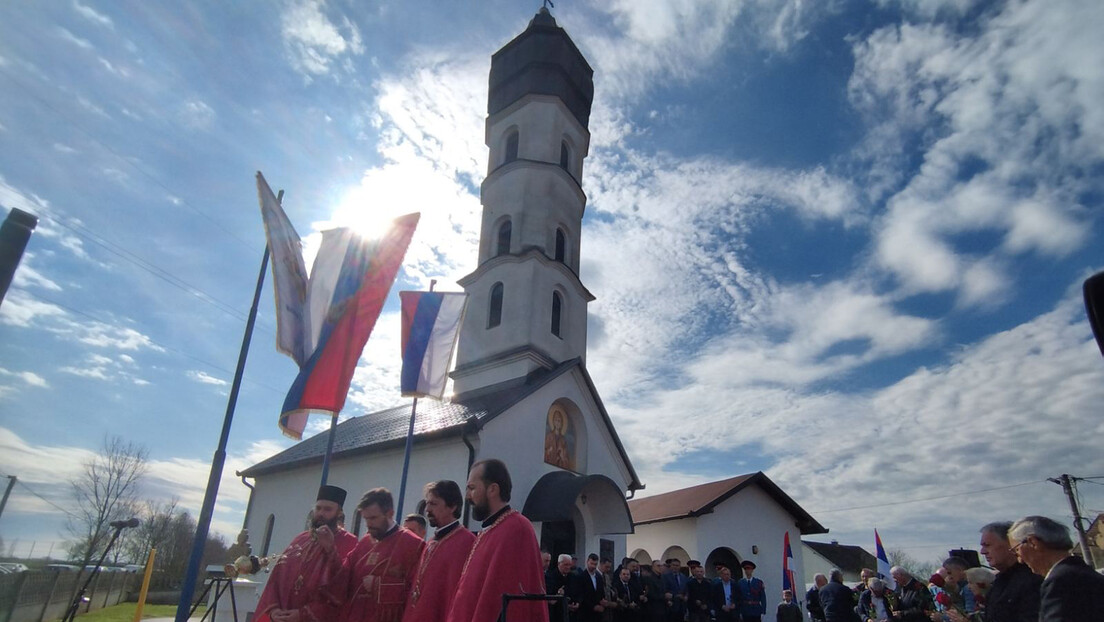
left=237, top=11, right=828, bottom=610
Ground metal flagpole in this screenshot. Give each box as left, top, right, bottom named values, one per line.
left=395, top=279, right=435, bottom=516
left=395, top=398, right=419, bottom=517
left=174, top=190, right=281, bottom=622
left=319, top=413, right=340, bottom=486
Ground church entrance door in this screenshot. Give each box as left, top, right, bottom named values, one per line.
left=541, top=520, right=576, bottom=559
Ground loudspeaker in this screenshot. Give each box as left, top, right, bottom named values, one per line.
left=1085, top=271, right=1104, bottom=358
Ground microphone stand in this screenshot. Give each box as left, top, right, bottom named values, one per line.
left=61, top=523, right=129, bottom=622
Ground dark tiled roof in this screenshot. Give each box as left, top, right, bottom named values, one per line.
left=803, top=541, right=877, bottom=574
left=627, top=472, right=828, bottom=535
left=239, top=358, right=642, bottom=492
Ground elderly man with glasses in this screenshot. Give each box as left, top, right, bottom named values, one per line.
left=1008, top=516, right=1104, bottom=621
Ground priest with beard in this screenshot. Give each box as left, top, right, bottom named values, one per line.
left=401, top=480, right=475, bottom=622
left=445, top=459, right=549, bottom=622
left=331, top=488, right=426, bottom=622
left=254, top=485, right=358, bottom=622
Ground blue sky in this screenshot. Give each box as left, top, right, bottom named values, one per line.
left=2, top=0, right=1103, bottom=565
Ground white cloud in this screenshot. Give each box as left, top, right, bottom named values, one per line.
left=56, top=27, right=93, bottom=50
left=850, top=1, right=1101, bottom=304
left=187, top=370, right=228, bottom=386
left=180, top=100, right=215, bottom=129
left=281, top=0, right=364, bottom=81
left=0, top=368, right=49, bottom=389
left=73, top=1, right=114, bottom=29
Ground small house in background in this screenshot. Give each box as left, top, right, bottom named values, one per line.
left=802, top=539, right=877, bottom=585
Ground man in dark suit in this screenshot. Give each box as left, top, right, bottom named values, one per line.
left=686, top=561, right=712, bottom=622
left=958, top=521, right=1041, bottom=622
left=570, top=553, right=609, bottom=622
left=712, top=565, right=740, bottom=622
left=818, top=569, right=860, bottom=622
left=548, top=554, right=578, bottom=622
left=1008, top=515, right=1104, bottom=621
left=661, top=559, right=688, bottom=622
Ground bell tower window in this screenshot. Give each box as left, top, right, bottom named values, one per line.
left=496, top=219, right=512, bottom=256
left=555, top=228, right=566, bottom=263
left=551, top=292, right=563, bottom=337
left=505, top=130, right=519, bottom=164
left=489, top=282, right=504, bottom=328
left=560, top=140, right=570, bottom=170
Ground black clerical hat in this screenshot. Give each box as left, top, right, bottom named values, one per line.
left=317, top=485, right=347, bottom=507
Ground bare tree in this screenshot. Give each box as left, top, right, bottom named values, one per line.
left=65, top=436, right=148, bottom=567
left=887, top=547, right=941, bottom=580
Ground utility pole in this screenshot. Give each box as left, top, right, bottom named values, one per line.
left=0, top=475, right=15, bottom=522
left=1049, top=474, right=1095, bottom=567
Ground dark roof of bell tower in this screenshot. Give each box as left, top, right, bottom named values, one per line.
left=488, top=8, right=594, bottom=128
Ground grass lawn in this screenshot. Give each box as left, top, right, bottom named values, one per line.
left=59, top=602, right=206, bottom=622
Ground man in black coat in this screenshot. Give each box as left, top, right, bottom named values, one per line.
left=686, top=562, right=713, bottom=622
left=712, top=565, right=740, bottom=622
left=947, top=521, right=1041, bottom=622
left=569, top=553, right=609, bottom=622
left=1009, top=515, right=1104, bottom=621
left=805, top=573, right=827, bottom=622
left=818, top=569, right=860, bottom=622
left=548, top=554, right=579, bottom=621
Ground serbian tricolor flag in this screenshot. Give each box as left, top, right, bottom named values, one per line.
left=875, top=528, right=896, bottom=589
left=782, top=531, right=797, bottom=594
left=399, top=291, right=467, bottom=399
left=278, top=213, right=420, bottom=439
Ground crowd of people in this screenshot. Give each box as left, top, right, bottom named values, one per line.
left=805, top=518, right=1104, bottom=622
left=249, top=474, right=1104, bottom=622
left=542, top=553, right=772, bottom=622
left=253, top=458, right=548, bottom=622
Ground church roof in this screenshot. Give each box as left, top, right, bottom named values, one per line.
left=803, top=541, right=877, bottom=574
left=627, top=472, right=828, bottom=535
left=239, top=358, right=643, bottom=491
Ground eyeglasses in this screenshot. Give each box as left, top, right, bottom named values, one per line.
left=1011, top=538, right=1031, bottom=555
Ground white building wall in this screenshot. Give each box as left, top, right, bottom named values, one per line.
left=245, top=437, right=471, bottom=557
left=628, top=518, right=700, bottom=563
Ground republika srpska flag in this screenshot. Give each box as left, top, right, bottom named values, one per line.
left=399, top=291, right=468, bottom=399
left=782, top=531, right=797, bottom=594
left=256, top=177, right=420, bottom=440
left=875, top=528, right=896, bottom=589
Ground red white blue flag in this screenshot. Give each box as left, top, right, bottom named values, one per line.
left=782, top=531, right=796, bottom=594
left=279, top=213, right=420, bottom=439
left=399, top=291, right=467, bottom=399
left=256, top=172, right=309, bottom=366
left=875, top=528, right=896, bottom=589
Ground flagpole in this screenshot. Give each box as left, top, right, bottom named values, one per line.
left=395, top=280, right=436, bottom=517
left=395, top=398, right=418, bottom=517
left=174, top=193, right=280, bottom=622
left=319, top=413, right=339, bottom=486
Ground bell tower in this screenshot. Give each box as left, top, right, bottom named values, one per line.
left=452, top=8, right=595, bottom=396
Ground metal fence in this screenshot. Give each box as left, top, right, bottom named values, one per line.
left=0, top=570, right=140, bottom=622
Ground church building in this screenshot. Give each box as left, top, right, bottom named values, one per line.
left=240, top=7, right=644, bottom=566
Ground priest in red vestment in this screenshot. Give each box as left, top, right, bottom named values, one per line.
left=332, top=488, right=426, bottom=622
left=446, top=459, right=549, bottom=622
left=401, top=479, right=475, bottom=622
left=254, top=485, right=358, bottom=622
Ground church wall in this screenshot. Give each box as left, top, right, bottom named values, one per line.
left=245, top=436, right=471, bottom=556
left=695, top=485, right=809, bottom=612
left=472, top=369, right=633, bottom=560
left=628, top=518, right=701, bottom=564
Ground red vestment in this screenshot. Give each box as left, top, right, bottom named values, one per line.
left=333, top=527, right=426, bottom=622
left=255, top=528, right=358, bottom=622
left=401, top=524, right=475, bottom=622
left=445, top=509, right=549, bottom=622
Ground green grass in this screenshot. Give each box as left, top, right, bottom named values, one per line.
left=58, top=602, right=206, bottom=622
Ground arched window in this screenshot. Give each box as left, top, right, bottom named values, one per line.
left=496, top=219, right=511, bottom=256
left=551, top=292, right=562, bottom=337
left=560, top=140, right=570, bottom=170
left=505, top=131, right=519, bottom=164
left=488, top=283, right=504, bottom=328
left=555, top=228, right=566, bottom=263
left=261, top=514, right=275, bottom=556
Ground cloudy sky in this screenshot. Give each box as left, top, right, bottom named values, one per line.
left=1, top=0, right=1103, bottom=565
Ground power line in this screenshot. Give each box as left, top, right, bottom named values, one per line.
left=7, top=478, right=77, bottom=518
left=17, top=289, right=288, bottom=396
left=40, top=213, right=275, bottom=334
left=810, top=480, right=1047, bottom=514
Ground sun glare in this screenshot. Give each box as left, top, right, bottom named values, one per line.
left=331, top=184, right=414, bottom=242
